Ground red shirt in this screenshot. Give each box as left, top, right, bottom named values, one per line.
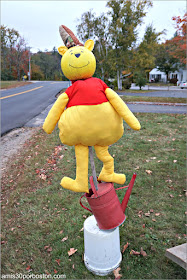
left=65, top=77, right=109, bottom=108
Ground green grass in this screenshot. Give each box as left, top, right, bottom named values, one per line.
left=121, top=95, right=186, bottom=104
left=1, top=113, right=186, bottom=279
left=1, top=81, right=32, bottom=89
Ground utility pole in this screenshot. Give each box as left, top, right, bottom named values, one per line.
left=28, top=47, right=31, bottom=81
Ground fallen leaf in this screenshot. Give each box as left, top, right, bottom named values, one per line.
left=61, top=236, right=68, bottom=242
left=150, top=209, right=154, bottom=213
left=55, top=259, right=60, bottom=266
left=152, top=219, right=156, bottom=222
left=83, top=215, right=87, bottom=219
left=80, top=227, right=84, bottom=232
left=145, top=212, right=150, bottom=217
left=130, top=249, right=140, bottom=255
left=150, top=157, right=156, bottom=160
left=54, top=269, right=57, bottom=274
left=72, top=264, right=75, bottom=270
left=140, top=247, right=147, bottom=257
left=135, top=166, right=140, bottom=170
left=39, top=174, right=47, bottom=180
left=142, top=224, right=145, bottom=228
left=122, top=242, right=129, bottom=253
left=113, top=267, right=122, bottom=279
left=59, top=155, right=64, bottom=159
left=146, top=170, right=152, bottom=175
left=46, top=247, right=52, bottom=252
left=169, top=194, right=174, bottom=198
left=59, top=230, right=64, bottom=234
left=68, top=248, right=77, bottom=256
left=26, top=265, right=31, bottom=271
left=155, top=213, right=161, bottom=216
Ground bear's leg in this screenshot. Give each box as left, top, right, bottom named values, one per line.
left=94, top=145, right=126, bottom=185
left=61, top=144, right=89, bottom=193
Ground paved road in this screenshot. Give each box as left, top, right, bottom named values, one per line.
left=1, top=81, right=70, bottom=135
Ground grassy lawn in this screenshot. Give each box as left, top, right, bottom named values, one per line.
left=1, top=113, right=186, bottom=279
left=1, top=81, right=33, bottom=89
left=121, top=95, right=186, bottom=104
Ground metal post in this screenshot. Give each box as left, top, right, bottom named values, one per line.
left=88, top=146, right=98, bottom=191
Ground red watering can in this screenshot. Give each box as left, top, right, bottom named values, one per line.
left=80, top=173, right=137, bottom=230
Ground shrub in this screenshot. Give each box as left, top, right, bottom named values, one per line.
left=123, top=79, right=131, bottom=89
left=169, top=78, right=178, bottom=85
left=134, top=71, right=147, bottom=90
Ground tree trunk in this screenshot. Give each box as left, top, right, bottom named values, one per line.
left=117, top=70, right=122, bottom=90
left=101, top=66, right=104, bottom=81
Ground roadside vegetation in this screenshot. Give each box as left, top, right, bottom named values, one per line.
left=1, top=81, right=33, bottom=89
left=1, top=113, right=186, bottom=279
left=121, top=95, right=186, bottom=104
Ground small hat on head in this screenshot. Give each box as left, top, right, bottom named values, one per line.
left=59, top=25, right=83, bottom=49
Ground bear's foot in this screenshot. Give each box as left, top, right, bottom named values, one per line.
left=60, top=177, right=89, bottom=193
left=98, top=172, right=126, bottom=185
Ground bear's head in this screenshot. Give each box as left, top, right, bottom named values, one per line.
left=58, top=39, right=96, bottom=81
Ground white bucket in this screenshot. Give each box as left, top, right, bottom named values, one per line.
left=84, top=215, right=122, bottom=276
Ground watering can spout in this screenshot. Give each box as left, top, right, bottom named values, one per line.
left=121, top=173, right=136, bottom=213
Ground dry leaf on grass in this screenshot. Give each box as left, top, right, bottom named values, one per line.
left=146, top=170, right=152, bottom=175
left=55, top=259, right=60, bottom=266
left=140, top=247, right=147, bottom=257
left=130, top=250, right=140, bottom=255
left=68, top=248, right=77, bottom=256
left=122, top=242, right=129, bottom=253
left=130, top=248, right=147, bottom=257
left=113, top=267, right=122, bottom=279
left=155, top=213, right=161, bottom=216
left=61, top=236, right=68, bottom=242
left=44, top=245, right=52, bottom=252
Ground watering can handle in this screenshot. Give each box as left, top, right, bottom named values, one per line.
left=80, top=194, right=92, bottom=213
left=115, top=185, right=129, bottom=191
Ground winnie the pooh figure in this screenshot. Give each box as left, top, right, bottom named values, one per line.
left=43, top=26, right=141, bottom=193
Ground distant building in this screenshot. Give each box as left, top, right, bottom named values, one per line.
left=149, top=68, right=187, bottom=84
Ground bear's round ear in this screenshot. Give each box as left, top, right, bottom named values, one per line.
left=84, top=39, right=94, bottom=51
left=58, top=46, right=68, bottom=56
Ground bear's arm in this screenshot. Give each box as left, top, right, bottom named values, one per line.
left=105, top=88, right=141, bottom=131
left=43, top=92, right=69, bottom=134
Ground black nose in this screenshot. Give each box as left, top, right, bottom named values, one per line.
left=75, top=53, right=81, bottom=58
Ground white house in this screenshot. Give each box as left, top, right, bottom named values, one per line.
left=149, top=67, right=187, bottom=84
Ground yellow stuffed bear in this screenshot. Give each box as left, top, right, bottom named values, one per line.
left=43, top=39, right=141, bottom=193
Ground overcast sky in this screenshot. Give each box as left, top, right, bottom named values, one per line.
left=1, top=0, right=186, bottom=53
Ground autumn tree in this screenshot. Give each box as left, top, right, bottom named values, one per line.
left=106, top=0, right=152, bottom=89
left=1, top=25, right=30, bottom=80
left=166, top=13, right=187, bottom=66
left=133, top=25, right=163, bottom=79
left=155, top=44, right=179, bottom=82
left=77, top=11, right=111, bottom=80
